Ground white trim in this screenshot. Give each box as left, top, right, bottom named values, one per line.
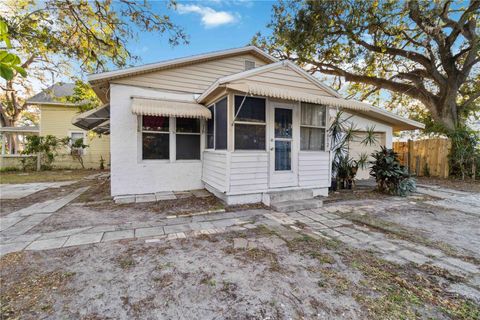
left=197, top=60, right=341, bottom=103
left=68, top=130, right=87, bottom=155
left=88, top=46, right=277, bottom=82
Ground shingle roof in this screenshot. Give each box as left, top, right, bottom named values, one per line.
left=26, top=83, right=77, bottom=105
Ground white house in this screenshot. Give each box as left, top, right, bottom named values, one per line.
left=77, top=46, right=423, bottom=209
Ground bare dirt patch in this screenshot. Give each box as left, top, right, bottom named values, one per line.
left=417, top=176, right=480, bottom=193
left=1, top=227, right=477, bottom=319
left=28, top=194, right=224, bottom=233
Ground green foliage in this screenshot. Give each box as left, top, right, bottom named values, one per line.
left=329, top=111, right=381, bottom=188
left=22, top=135, right=69, bottom=170
left=60, top=80, right=102, bottom=112
left=336, top=155, right=358, bottom=189
left=370, top=147, right=416, bottom=196
left=361, top=126, right=378, bottom=146
left=0, top=166, right=19, bottom=172
left=254, top=0, right=480, bottom=131
left=68, top=137, right=88, bottom=169
left=1, top=0, right=187, bottom=126
left=448, top=126, right=479, bottom=180
left=0, top=20, right=26, bottom=80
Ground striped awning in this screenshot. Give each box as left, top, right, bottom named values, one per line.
left=131, top=98, right=211, bottom=119
left=226, top=83, right=370, bottom=111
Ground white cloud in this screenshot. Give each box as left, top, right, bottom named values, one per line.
left=177, top=4, right=239, bottom=28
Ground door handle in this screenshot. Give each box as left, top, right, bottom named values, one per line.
left=270, top=147, right=274, bottom=151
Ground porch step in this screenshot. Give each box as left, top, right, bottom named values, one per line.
left=271, top=198, right=323, bottom=213
left=262, top=188, right=314, bottom=205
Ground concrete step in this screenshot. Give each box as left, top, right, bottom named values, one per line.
left=271, top=198, right=323, bottom=213
left=263, top=189, right=314, bottom=205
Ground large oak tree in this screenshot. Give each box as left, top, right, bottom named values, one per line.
left=254, top=0, right=479, bottom=133
left=1, top=0, right=187, bottom=127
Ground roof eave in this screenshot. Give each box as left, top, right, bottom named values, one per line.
left=88, top=46, right=277, bottom=84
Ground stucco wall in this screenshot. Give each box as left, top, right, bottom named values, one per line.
left=40, top=105, right=110, bottom=169
left=109, top=84, right=204, bottom=196
left=329, top=109, right=394, bottom=180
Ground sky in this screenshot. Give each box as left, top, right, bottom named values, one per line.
left=124, top=0, right=275, bottom=67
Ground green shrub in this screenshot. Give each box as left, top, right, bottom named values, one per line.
left=22, top=135, right=69, bottom=170
left=370, top=147, right=416, bottom=196
left=0, top=166, right=19, bottom=172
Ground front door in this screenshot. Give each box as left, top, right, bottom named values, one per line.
left=269, top=100, right=298, bottom=188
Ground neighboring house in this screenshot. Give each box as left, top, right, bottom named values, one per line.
left=0, top=83, right=110, bottom=170
left=0, top=126, right=39, bottom=169
left=79, top=46, right=423, bottom=206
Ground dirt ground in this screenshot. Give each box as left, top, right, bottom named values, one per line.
left=1, top=175, right=479, bottom=319
left=2, top=227, right=477, bottom=320
left=416, top=176, right=480, bottom=193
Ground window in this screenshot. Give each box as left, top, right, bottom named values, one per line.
left=69, top=132, right=86, bottom=155
left=215, top=98, right=227, bottom=150
left=176, top=118, right=200, bottom=160
left=234, top=96, right=266, bottom=150
left=244, top=60, right=256, bottom=71
left=300, top=103, right=327, bottom=151
left=70, top=132, right=85, bottom=145
left=142, top=116, right=169, bottom=160
left=205, top=97, right=227, bottom=150
left=206, top=105, right=215, bottom=149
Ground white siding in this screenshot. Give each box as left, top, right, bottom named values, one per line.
left=202, top=151, right=228, bottom=192
left=112, top=54, right=268, bottom=94
left=242, top=66, right=333, bottom=96
left=229, top=152, right=268, bottom=193
left=298, top=151, right=331, bottom=187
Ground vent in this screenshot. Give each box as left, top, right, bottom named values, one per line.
left=244, top=60, right=256, bottom=71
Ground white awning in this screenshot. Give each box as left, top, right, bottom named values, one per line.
left=226, top=83, right=370, bottom=111
left=131, top=97, right=211, bottom=119
left=72, top=104, right=110, bottom=131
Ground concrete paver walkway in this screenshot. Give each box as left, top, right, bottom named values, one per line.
left=0, top=181, right=75, bottom=200
left=0, top=209, right=273, bottom=255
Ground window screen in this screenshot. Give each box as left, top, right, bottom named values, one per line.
left=235, top=123, right=266, bottom=150
left=177, top=118, right=200, bottom=133
left=234, top=96, right=266, bottom=150
left=176, top=134, right=200, bottom=160
left=234, top=96, right=265, bottom=123
left=206, top=105, right=215, bottom=149
left=215, top=98, right=227, bottom=150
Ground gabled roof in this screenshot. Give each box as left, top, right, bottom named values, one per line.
left=197, top=60, right=341, bottom=102
left=198, top=60, right=424, bottom=131
left=26, top=83, right=78, bottom=106
left=88, top=46, right=277, bottom=83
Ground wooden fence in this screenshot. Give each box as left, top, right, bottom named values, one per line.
left=393, top=138, right=451, bottom=178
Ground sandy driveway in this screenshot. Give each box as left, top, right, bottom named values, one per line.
left=1, top=177, right=479, bottom=319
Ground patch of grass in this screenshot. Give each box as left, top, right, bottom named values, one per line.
left=200, top=274, right=217, bottom=287
left=116, top=256, right=136, bottom=270
left=0, top=169, right=100, bottom=184
left=0, top=166, right=19, bottom=173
